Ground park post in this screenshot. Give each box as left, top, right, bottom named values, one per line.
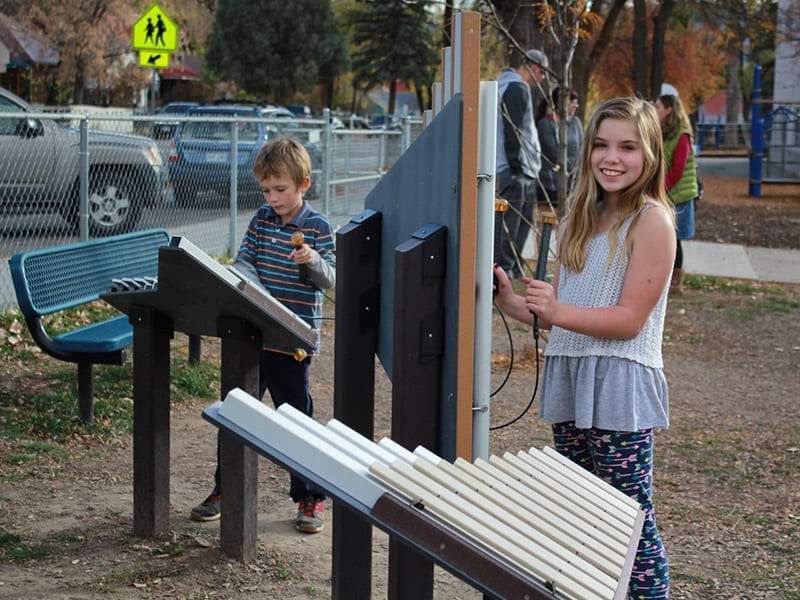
left=218, top=316, right=262, bottom=562
left=130, top=305, right=174, bottom=538
left=331, top=209, right=382, bottom=599
left=388, top=224, right=447, bottom=600
left=749, top=64, right=764, bottom=198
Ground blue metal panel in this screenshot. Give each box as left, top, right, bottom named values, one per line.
left=365, top=96, right=463, bottom=459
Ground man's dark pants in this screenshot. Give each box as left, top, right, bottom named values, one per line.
left=494, top=168, right=535, bottom=278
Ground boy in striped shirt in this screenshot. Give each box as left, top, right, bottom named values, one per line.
left=191, top=138, right=335, bottom=534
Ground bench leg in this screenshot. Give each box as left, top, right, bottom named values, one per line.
left=77, top=363, right=93, bottom=423
left=188, top=334, right=202, bottom=364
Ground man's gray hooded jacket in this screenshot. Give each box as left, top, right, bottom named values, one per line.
left=495, top=68, right=541, bottom=180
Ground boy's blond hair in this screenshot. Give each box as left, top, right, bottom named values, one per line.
left=252, top=138, right=311, bottom=186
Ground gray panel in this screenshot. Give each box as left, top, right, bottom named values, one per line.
left=365, top=95, right=463, bottom=459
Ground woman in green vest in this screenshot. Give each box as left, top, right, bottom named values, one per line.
left=655, top=84, right=699, bottom=294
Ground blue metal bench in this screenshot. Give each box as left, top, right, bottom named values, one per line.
left=8, top=229, right=170, bottom=423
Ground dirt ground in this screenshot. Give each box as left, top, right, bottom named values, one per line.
left=694, top=176, right=800, bottom=249
left=1, top=175, right=799, bottom=599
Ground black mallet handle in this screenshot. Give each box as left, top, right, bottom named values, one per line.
left=533, top=211, right=558, bottom=339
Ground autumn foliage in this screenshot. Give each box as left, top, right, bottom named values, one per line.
left=591, top=14, right=727, bottom=111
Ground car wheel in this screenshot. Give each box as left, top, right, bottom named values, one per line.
left=87, top=171, right=141, bottom=236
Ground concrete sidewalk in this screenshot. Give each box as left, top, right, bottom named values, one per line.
left=523, top=237, right=800, bottom=285
left=683, top=240, right=800, bottom=285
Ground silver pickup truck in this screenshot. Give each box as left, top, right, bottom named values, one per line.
left=0, top=86, right=168, bottom=235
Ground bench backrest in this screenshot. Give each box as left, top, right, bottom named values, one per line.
left=9, top=229, right=170, bottom=317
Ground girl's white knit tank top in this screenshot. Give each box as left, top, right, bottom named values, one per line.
left=545, top=207, right=670, bottom=369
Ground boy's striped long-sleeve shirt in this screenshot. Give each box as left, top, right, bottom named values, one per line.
left=234, top=202, right=335, bottom=353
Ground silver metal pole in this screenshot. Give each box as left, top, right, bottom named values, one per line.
left=472, top=81, right=498, bottom=460
left=378, top=131, right=385, bottom=174
left=79, top=117, right=89, bottom=241
left=322, top=107, right=332, bottom=214
left=228, top=121, right=239, bottom=258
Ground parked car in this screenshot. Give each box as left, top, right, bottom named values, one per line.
left=152, top=101, right=198, bottom=140
left=285, top=104, right=312, bottom=119
left=0, top=86, right=168, bottom=235
left=347, top=115, right=372, bottom=130
left=369, top=115, right=401, bottom=130
left=168, top=104, right=319, bottom=207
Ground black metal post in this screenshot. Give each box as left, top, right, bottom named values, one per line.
left=77, top=362, right=93, bottom=423
left=218, top=316, right=262, bottom=562
left=332, top=209, right=382, bottom=600
left=130, top=305, right=174, bottom=538
left=388, top=224, right=447, bottom=600
left=188, top=334, right=202, bottom=364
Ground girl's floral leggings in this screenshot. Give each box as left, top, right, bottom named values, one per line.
left=552, top=422, right=670, bottom=600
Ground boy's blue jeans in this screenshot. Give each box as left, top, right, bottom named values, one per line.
left=552, top=422, right=670, bottom=600
left=213, top=350, right=326, bottom=502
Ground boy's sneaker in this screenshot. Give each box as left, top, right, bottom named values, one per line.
left=190, top=494, right=221, bottom=522
left=296, top=496, right=324, bottom=534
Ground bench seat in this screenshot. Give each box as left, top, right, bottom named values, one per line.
left=53, top=315, right=133, bottom=353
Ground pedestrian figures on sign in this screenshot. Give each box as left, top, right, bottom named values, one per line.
left=155, top=15, right=166, bottom=46
left=145, top=18, right=155, bottom=44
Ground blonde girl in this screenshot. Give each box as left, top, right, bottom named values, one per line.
left=494, top=97, right=675, bottom=599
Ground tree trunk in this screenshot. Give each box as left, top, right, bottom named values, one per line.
left=650, top=0, right=676, bottom=99
left=388, top=79, right=397, bottom=115
left=493, top=0, right=536, bottom=66
left=725, top=51, right=741, bottom=146
left=324, top=80, right=335, bottom=110
left=633, top=0, right=648, bottom=97
left=442, top=2, right=453, bottom=46
left=72, top=58, right=85, bottom=105
left=414, top=82, right=426, bottom=113
left=572, top=0, right=627, bottom=121
left=350, top=84, right=358, bottom=115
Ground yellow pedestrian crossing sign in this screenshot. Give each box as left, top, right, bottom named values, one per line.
left=139, top=51, right=170, bottom=69
left=132, top=5, right=178, bottom=52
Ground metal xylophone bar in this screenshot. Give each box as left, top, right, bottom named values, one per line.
left=202, top=389, right=643, bottom=600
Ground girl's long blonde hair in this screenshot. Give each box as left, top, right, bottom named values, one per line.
left=658, top=93, right=693, bottom=141
left=559, top=97, right=673, bottom=273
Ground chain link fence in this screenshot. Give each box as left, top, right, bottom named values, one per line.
left=0, top=100, right=422, bottom=309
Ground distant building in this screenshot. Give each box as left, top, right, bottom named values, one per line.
left=143, top=53, right=208, bottom=108
left=774, top=0, right=800, bottom=106
left=770, top=0, right=799, bottom=177
left=0, top=13, right=59, bottom=101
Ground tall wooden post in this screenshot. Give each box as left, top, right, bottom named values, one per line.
left=332, top=210, right=382, bottom=599
left=130, top=305, right=173, bottom=538
left=388, top=224, right=446, bottom=600
left=218, top=316, right=262, bottom=562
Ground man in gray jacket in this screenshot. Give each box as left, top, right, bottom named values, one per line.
left=494, top=48, right=548, bottom=279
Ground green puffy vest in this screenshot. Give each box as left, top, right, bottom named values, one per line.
left=663, top=127, right=698, bottom=205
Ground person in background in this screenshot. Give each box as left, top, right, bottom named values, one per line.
left=494, top=48, right=548, bottom=279
left=535, top=88, right=582, bottom=209
left=566, top=91, right=584, bottom=190
left=494, top=97, right=675, bottom=599
left=655, top=83, right=699, bottom=295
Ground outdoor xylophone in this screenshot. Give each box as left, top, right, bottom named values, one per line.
left=203, top=389, right=644, bottom=600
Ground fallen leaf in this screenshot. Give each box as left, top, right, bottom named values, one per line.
left=190, top=535, right=212, bottom=548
